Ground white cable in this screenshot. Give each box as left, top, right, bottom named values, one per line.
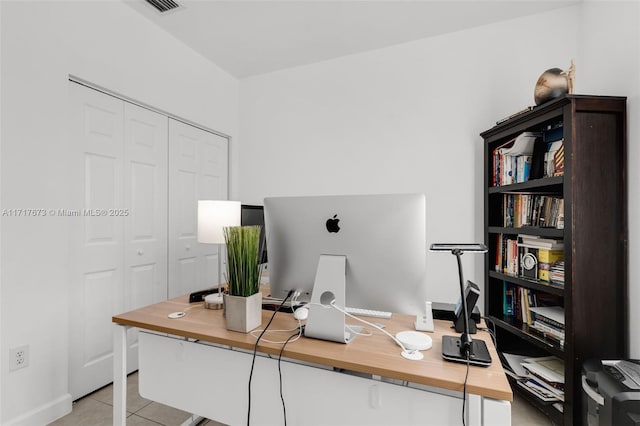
left=250, top=322, right=303, bottom=344
left=329, top=302, right=423, bottom=360
left=346, top=324, right=373, bottom=336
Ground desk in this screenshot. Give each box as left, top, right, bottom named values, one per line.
left=112, top=295, right=512, bottom=425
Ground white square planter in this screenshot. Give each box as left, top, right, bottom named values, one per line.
left=223, top=292, right=262, bottom=333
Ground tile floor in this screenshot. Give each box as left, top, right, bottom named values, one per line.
left=48, top=372, right=222, bottom=426
left=50, top=372, right=555, bottom=426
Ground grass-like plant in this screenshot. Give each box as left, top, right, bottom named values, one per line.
left=224, top=225, right=262, bottom=297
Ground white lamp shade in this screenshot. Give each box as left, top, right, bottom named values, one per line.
left=197, top=200, right=241, bottom=244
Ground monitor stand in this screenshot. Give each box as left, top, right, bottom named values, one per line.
left=304, top=254, right=361, bottom=344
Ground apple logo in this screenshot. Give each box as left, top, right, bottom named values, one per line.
left=325, top=214, right=340, bottom=233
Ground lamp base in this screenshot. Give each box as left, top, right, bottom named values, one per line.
left=441, top=335, right=492, bottom=367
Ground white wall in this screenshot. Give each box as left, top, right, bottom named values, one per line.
left=0, top=1, right=238, bottom=424
left=238, top=6, right=580, bottom=306
left=577, top=1, right=640, bottom=358
left=239, top=0, right=640, bottom=358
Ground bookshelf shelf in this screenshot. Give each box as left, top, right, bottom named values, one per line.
left=488, top=176, right=564, bottom=194
left=488, top=271, right=565, bottom=296
left=488, top=316, right=565, bottom=358
left=482, top=95, right=628, bottom=426
left=487, top=226, right=564, bottom=238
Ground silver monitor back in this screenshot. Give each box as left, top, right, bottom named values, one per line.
left=264, top=193, right=427, bottom=315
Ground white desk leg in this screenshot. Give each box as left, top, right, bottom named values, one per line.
left=113, top=324, right=129, bottom=426
left=482, top=397, right=511, bottom=426
left=467, top=394, right=482, bottom=426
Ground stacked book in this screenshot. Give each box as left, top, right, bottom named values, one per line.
left=495, top=234, right=519, bottom=276
left=501, top=353, right=565, bottom=403
left=492, top=132, right=539, bottom=186
left=502, top=194, right=564, bottom=229
left=549, top=261, right=565, bottom=284
left=518, top=235, right=565, bottom=284
left=529, top=306, right=565, bottom=348
left=520, top=356, right=565, bottom=402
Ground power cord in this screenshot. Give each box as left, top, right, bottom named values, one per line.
left=249, top=323, right=302, bottom=344
left=462, top=352, right=470, bottom=426
left=277, top=328, right=302, bottom=426
left=328, top=302, right=423, bottom=360
left=247, top=290, right=293, bottom=426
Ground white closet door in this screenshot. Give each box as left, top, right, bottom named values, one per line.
left=168, top=119, right=229, bottom=299
left=69, top=83, right=169, bottom=399
left=69, top=83, right=125, bottom=400
left=123, top=102, right=168, bottom=369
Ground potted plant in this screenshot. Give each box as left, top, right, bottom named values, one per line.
left=223, top=225, right=263, bottom=332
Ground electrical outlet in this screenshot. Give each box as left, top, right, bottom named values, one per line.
left=10, top=345, right=29, bottom=371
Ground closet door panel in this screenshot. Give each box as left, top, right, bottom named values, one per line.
left=168, top=120, right=228, bottom=298
left=124, top=103, right=168, bottom=309
left=123, top=103, right=168, bottom=366
left=69, top=83, right=125, bottom=400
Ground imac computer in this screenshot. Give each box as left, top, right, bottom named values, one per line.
left=263, top=193, right=427, bottom=320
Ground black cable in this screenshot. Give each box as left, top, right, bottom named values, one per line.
left=247, top=290, right=293, bottom=426
left=462, top=352, right=470, bottom=426
left=278, top=327, right=302, bottom=426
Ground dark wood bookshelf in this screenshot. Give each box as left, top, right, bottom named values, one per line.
left=482, top=95, right=628, bottom=426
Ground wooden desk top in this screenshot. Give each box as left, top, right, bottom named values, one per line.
left=113, top=295, right=512, bottom=402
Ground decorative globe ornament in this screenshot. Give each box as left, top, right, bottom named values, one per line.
left=534, top=59, right=575, bottom=106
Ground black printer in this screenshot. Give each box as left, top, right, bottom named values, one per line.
left=582, top=359, right=640, bottom=426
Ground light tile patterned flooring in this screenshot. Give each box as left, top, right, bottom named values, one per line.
left=48, top=372, right=222, bottom=426
left=50, top=372, right=553, bottom=426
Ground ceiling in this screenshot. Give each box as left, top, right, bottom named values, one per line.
left=125, top=0, right=578, bottom=78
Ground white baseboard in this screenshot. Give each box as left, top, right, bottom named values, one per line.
left=5, top=393, right=72, bottom=426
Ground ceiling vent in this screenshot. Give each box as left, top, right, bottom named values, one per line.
left=144, top=0, right=182, bottom=13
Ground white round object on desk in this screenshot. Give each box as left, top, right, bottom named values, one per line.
left=395, top=331, right=433, bottom=351
left=204, top=293, right=224, bottom=310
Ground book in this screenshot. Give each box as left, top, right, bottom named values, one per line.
left=504, top=283, right=515, bottom=318
left=549, top=261, right=565, bottom=284
left=503, top=194, right=563, bottom=228
left=553, top=144, right=565, bottom=176
left=545, top=140, right=564, bottom=178
left=538, top=248, right=564, bottom=263
left=501, top=352, right=530, bottom=378
left=518, top=235, right=564, bottom=250
left=543, top=120, right=564, bottom=143
left=531, top=320, right=565, bottom=343
left=520, top=287, right=532, bottom=324
left=516, top=155, right=532, bottom=183
left=522, top=356, right=565, bottom=385
left=530, top=306, right=565, bottom=328
left=493, top=132, right=541, bottom=186
left=518, top=379, right=563, bottom=402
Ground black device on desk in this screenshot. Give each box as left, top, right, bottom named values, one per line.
left=430, top=243, right=492, bottom=367
left=432, top=301, right=481, bottom=334
left=189, top=287, right=224, bottom=303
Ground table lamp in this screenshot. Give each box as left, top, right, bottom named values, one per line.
left=197, top=200, right=241, bottom=307
left=430, top=243, right=492, bottom=367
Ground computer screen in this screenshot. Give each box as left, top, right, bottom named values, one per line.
left=264, top=193, right=427, bottom=315
left=240, top=204, right=268, bottom=264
